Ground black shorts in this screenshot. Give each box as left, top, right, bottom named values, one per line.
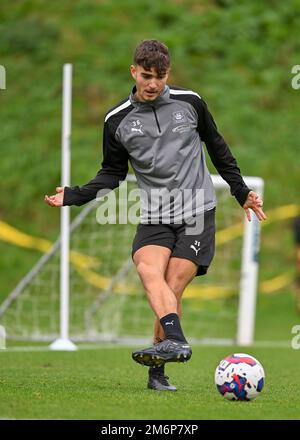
left=132, top=208, right=216, bottom=277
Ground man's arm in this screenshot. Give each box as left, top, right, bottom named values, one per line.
left=45, top=120, right=129, bottom=207
left=195, top=97, right=266, bottom=221
left=195, top=98, right=249, bottom=206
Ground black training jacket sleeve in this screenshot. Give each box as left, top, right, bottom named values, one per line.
left=63, top=120, right=129, bottom=206
left=195, top=97, right=251, bottom=207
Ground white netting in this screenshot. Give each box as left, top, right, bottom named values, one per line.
left=0, top=176, right=256, bottom=343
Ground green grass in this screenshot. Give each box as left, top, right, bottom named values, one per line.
left=255, top=291, right=300, bottom=341
left=0, top=344, right=299, bottom=420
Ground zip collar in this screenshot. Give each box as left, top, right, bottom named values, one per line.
left=129, top=85, right=170, bottom=107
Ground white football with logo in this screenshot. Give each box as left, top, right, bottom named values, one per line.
left=214, top=353, right=265, bottom=401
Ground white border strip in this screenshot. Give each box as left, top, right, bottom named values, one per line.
left=104, top=99, right=131, bottom=122
left=169, top=89, right=201, bottom=99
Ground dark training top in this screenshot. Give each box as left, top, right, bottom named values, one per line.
left=63, top=85, right=250, bottom=223
left=294, top=216, right=300, bottom=244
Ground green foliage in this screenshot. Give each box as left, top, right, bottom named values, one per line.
left=0, top=17, right=60, bottom=60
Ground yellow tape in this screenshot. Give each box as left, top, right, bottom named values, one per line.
left=0, top=203, right=299, bottom=296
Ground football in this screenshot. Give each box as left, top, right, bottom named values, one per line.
left=215, top=353, right=265, bottom=401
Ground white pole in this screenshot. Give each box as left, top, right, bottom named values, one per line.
left=50, top=64, right=77, bottom=351
left=237, top=181, right=264, bottom=346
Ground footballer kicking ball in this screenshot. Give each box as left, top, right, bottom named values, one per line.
left=215, top=353, right=265, bottom=401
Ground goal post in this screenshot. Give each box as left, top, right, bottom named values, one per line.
left=49, top=63, right=77, bottom=351
left=237, top=177, right=264, bottom=346
left=0, top=174, right=264, bottom=347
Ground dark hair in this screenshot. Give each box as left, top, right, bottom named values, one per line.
left=133, top=39, right=170, bottom=77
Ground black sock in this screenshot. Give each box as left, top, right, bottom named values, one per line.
left=149, top=364, right=164, bottom=376
left=160, top=313, right=187, bottom=343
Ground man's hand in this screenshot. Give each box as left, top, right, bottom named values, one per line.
left=44, top=187, right=64, bottom=207
left=243, top=190, right=267, bottom=222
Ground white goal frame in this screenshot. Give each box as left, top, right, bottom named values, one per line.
left=55, top=174, right=263, bottom=349
left=0, top=174, right=264, bottom=348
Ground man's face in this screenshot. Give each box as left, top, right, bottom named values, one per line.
left=130, top=64, right=169, bottom=102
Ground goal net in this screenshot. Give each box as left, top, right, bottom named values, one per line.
left=0, top=175, right=263, bottom=346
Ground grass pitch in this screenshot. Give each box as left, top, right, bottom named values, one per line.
left=0, top=344, right=299, bottom=420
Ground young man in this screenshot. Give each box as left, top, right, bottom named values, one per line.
left=45, top=39, right=266, bottom=392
